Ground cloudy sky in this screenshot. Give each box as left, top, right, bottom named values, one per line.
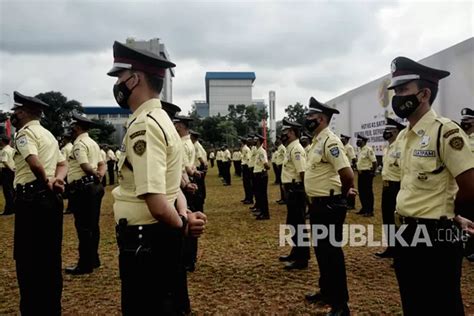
left=0, top=0, right=472, bottom=119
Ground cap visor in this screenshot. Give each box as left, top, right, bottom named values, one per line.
left=387, top=79, right=415, bottom=90
left=107, top=66, right=126, bottom=77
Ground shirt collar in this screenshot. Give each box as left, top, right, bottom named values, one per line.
left=74, top=132, right=89, bottom=144
left=18, top=120, right=40, bottom=132
left=313, top=127, right=330, bottom=144
left=409, top=109, right=437, bottom=137
left=287, top=139, right=299, bottom=150
left=181, top=134, right=191, bottom=141
left=127, top=98, right=162, bottom=128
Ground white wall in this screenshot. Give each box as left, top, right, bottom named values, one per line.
left=209, top=79, right=253, bottom=116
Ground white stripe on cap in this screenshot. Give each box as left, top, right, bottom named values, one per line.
left=113, top=62, right=132, bottom=69
left=391, top=74, right=420, bottom=82
left=13, top=102, right=23, bottom=107
left=385, top=124, right=397, bottom=128
left=462, top=115, right=474, bottom=119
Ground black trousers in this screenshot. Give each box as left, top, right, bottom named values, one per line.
left=394, top=222, right=464, bottom=315
left=14, top=188, right=63, bottom=316
left=117, top=222, right=189, bottom=315
left=233, top=160, right=242, bottom=177
left=210, top=158, right=214, bottom=168
left=276, top=164, right=285, bottom=201
left=253, top=171, right=269, bottom=216
left=2, top=168, right=15, bottom=214
left=381, top=181, right=400, bottom=253
left=241, top=165, right=253, bottom=202
left=309, top=196, right=349, bottom=307
left=217, top=160, right=223, bottom=177
left=70, top=182, right=104, bottom=269
left=222, top=161, right=231, bottom=185
left=183, top=189, right=199, bottom=267
left=284, top=183, right=309, bottom=261
left=107, top=160, right=115, bottom=185
left=272, top=163, right=280, bottom=184
left=358, top=170, right=374, bottom=214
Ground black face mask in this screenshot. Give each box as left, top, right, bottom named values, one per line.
left=460, top=122, right=472, bottom=132
left=383, top=131, right=393, bottom=141
left=113, top=75, right=137, bottom=109
left=391, top=90, right=424, bottom=118
left=10, top=113, right=19, bottom=128
left=356, top=140, right=363, bottom=147
left=304, top=118, right=319, bottom=133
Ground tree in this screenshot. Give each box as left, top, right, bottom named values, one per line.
left=89, top=119, right=116, bottom=144
left=284, top=102, right=307, bottom=125
left=35, top=91, right=83, bottom=137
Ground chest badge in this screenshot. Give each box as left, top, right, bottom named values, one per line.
left=420, top=135, right=430, bottom=147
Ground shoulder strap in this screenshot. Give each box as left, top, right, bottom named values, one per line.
left=321, top=136, right=330, bottom=163
left=432, top=121, right=445, bottom=174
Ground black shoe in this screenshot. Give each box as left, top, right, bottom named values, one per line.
left=279, top=255, right=295, bottom=262
left=327, top=304, right=350, bottom=316
left=1, top=212, right=14, bottom=216
left=276, top=200, right=286, bottom=205
left=243, top=200, right=253, bottom=205
left=65, top=266, right=93, bottom=275
left=93, top=259, right=101, bottom=269
left=185, top=262, right=196, bottom=272
left=356, top=210, right=365, bottom=215
left=305, top=292, right=328, bottom=304
left=374, top=251, right=394, bottom=258
left=284, top=261, right=308, bottom=270
left=249, top=205, right=257, bottom=210
left=363, top=213, right=374, bottom=217
left=467, top=254, right=474, bottom=262
left=256, top=214, right=270, bottom=220
left=240, top=199, right=246, bottom=203
left=223, top=183, right=230, bottom=186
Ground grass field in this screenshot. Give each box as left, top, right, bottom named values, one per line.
left=0, top=166, right=473, bottom=315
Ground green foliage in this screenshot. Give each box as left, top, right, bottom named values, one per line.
left=35, top=91, right=83, bottom=137
left=89, top=119, right=116, bottom=144
left=284, top=102, right=307, bottom=125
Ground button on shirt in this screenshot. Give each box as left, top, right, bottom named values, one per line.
left=381, top=141, right=401, bottom=182
left=113, top=99, right=183, bottom=225
left=241, top=145, right=250, bottom=166
left=281, top=139, right=306, bottom=183
left=1, top=144, right=16, bottom=171
left=67, top=132, right=102, bottom=182
left=396, top=109, right=474, bottom=219
left=14, top=120, right=65, bottom=186
left=356, top=145, right=376, bottom=171
left=273, top=144, right=286, bottom=166
left=304, top=127, right=350, bottom=197
left=253, top=145, right=268, bottom=173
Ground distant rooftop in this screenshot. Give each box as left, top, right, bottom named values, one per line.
left=205, top=72, right=256, bottom=82
left=83, top=106, right=131, bottom=115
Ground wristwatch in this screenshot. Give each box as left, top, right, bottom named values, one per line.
left=179, top=215, right=188, bottom=234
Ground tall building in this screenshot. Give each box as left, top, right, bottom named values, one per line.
left=125, top=37, right=174, bottom=102
left=269, top=91, right=276, bottom=143
left=206, top=72, right=255, bottom=116
left=193, top=100, right=209, bottom=118
left=251, top=99, right=266, bottom=113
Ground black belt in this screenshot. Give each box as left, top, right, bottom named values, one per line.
left=310, top=194, right=342, bottom=204
left=15, top=180, right=49, bottom=199
left=283, top=182, right=303, bottom=189
left=394, top=212, right=453, bottom=227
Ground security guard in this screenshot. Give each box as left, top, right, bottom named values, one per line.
left=274, top=137, right=286, bottom=204
left=209, top=150, right=215, bottom=168
left=304, top=97, right=355, bottom=316
left=100, top=145, right=107, bottom=187
left=232, top=147, right=242, bottom=176
left=108, top=40, right=207, bottom=314
left=222, top=145, right=232, bottom=185
left=190, top=129, right=208, bottom=212
left=375, top=117, right=404, bottom=259
left=11, top=91, right=67, bottom=315
left=253, top=134, right=271, bottom=220
left=460, top=107, right=474, bottom=262
left=0, top=135, right=16, bottom=215
left=278, top=119, right=310, bottom=270
left=355, top=134, right=377, bottom=217
left=105, top=144, right=117, bottom=185
left=247, top=134, right=257, bottom=209
left=240, top=136, right=253, bottom=204
left=216, top=146, right=223, bottom=178
left=340, top=134, right=356, bottom=210
left=65, top=113, right=106, bottom=275
left=60, top=132, right=75, bottom=214
left=388, top=56, right=474, bottom=315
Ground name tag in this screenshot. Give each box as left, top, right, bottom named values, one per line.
left=413, top=150, right=435, bottom=157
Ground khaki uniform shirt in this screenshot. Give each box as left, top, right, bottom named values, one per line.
left=241, top=145, right=250, bottom=166
left=181, top=135, right=195, bottom=170
left=216, top=150, right=223, bottom=161
left=194, top=141, right=207, bottom=166
left=232, top=151, right=241, bottom=161
left=356, top=145, right=376, bottom=171
left=100, top=149, right=107, bottom=170
left=107, top=149, right=117, bottom=162
left=13, top=120, right=65, bottom=186
left=304, top=127, right=350, bottom=197
left=396, top=110, right=474, bottom=219
left=469, top=133, right=474, bottom=153
left=209, top=152, right=215, bottom=160
left=1, top=144, right=16, bottom=171
left=67, top=132, right=102, bottom=182
left=381, top=141, right=401, bottom=182
left=344, top=143, right=356, bottom=161
left=223, top=149, right=231, bottom=162
left=273, top=144, right=286, bottom=166
left=282, top=139, right=306, bottom=183
left=113, top=99, right=183, bottom=225
left=304, top=145, right=311, bottom=156
left=61, top=142, right=73, bottom=163
left=253, top=145, right=268, bottom=173
left=248, top=146, right=257, bottom=168
left=115, top=150, right=122, bottom=161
